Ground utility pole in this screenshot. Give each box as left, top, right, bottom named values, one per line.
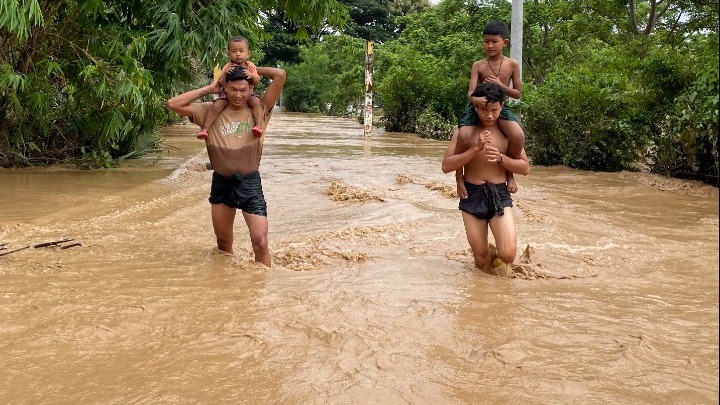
left=363, top=40, right=374, bottom=137
left=510, top=0, right=523, bottom=84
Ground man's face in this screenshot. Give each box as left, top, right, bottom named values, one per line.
left=227, top=40, right=250, bottom=65
left=482, top=34, right=507, bottom=58
left=473, top=100, right=503, bottom=126
left=225, top=79, right=253, bottom=109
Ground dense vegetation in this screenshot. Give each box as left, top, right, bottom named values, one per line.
left=1, top=0, right=717, bottom=184
left=0, top=0, right=347, bottom=168
left=283, top=0, right=718, bottom=184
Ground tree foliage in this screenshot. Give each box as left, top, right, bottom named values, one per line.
left=0, top=0, right=347, bottom=167
left=283, top=35, right=365, bottom=115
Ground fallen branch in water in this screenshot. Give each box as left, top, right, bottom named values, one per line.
left=33, top=238, right=74, bottom=248
left=60, top=243, right=82, bottom=250
left=0, top=245, right=30, bottom=257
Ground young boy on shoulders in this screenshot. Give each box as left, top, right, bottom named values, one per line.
left=456, top=20, right=525, bottom=198
left=196, top=36, right=265, bottom=140
left=443, top=82, right=529, bottom=273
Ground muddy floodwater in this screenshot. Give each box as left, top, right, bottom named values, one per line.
left=1, top=111, right=718, bottom=404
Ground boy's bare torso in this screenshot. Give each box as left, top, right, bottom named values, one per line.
left=458, top=124, right=508, bottom=185
left=473, top=57, right=515, bottom=88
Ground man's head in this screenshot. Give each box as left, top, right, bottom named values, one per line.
left=225, top=66, right=254, bottom=109
left=482, top=20, right=509, bottom=58
left=227, top=36, right=251, bottom=65
left=472, top=82, right=505, bottom=126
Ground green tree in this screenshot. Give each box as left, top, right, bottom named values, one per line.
left=0, top=0, right=348, bottom=167
left=283, top=35, right=365, bottom=115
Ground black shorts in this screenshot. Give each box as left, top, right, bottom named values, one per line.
left=209, top=171, right=267, bottom=216
left=459, top=181, right=513, bottom=220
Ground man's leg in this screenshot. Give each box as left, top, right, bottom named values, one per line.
left=488, top=207, right=517, bottom=264
left=242, top=211, right=271, bottom=267
left=461, top=211, right=491, bottom=271
left=211, top=203, right=237, bottom=254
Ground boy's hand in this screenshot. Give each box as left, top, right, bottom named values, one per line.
left=471, top=96, right=487, bottom=108
left=484, top=75, right=502, bottom=86
left=457, top=180, right=468, bottom=199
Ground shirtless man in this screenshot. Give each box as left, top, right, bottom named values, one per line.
left=442, top=82, right=530, bottom=272
left=167, top=65, right=286, bottom=266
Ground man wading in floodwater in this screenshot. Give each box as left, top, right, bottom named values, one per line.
left=167, top=65, right=286, bottom=267
left=442, top=82, right=530, bottom=273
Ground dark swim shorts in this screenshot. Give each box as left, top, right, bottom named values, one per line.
left=457, top=103, right=520, bottom=128
left=209, top=170, right=267, bottom=216
left=459, top=181, right=513, bottom=220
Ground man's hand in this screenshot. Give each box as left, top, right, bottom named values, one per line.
left=479, top=130, right=492, bottom=146
left=483, top=144, right=502, bottom=163
left=208, top=75, right=223, bottom=94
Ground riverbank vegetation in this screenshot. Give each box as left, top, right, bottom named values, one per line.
left=1, top=0, right=717, bottom=185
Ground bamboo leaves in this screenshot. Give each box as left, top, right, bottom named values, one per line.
left=0, top=0, right=43, bottom=41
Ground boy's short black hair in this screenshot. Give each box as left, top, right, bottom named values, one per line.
left=226, top=65, right=252, bottom=84
left=483, top=20, right=508, bottom=39
left=472, top=82, right=505, bottom=104
left=228, top=36, right=249, bottom=49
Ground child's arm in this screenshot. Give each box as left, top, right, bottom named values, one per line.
left=507, top=59, right=522, bottom=99
left=505, top=58, right=522, bottom=99
left=245, top=61, right=261, bottom=87
left=218, top=62, right=235, bottom=87
left=467, top=60, right=482, bottom=100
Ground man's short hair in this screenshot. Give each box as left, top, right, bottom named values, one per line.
left=228, top=36, right=249, bottom=49
left=226, top=65, right=252, bottom=84
left=483, top=20, right=508, bottom=39
left=472, top=82, right=505, bottom=104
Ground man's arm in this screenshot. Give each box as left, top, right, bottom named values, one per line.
left=167, top=77, right=222, bottom=118
left=484, top=145, right=530, bottom=175
left=245, top=61, right=261, bottom=87
left=442, top=128, right=483, bottom=173
left=257, top=66, right=287, bottom=112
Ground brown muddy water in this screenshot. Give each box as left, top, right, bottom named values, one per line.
left=1, top=111, right=718, bottom=404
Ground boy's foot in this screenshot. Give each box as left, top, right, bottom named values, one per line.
left=506, top=176, right=518, bottom=194
left=252, top=125, right=264, bottom=137
left=196, top=129, right=209, bottom=140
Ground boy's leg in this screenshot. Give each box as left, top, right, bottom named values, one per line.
left=498, top=119, right=525, bottom=159
left=488, top=207, right=517, bottom=264
left=457, top=102, right=479, bottom=128
left=461, top=212, right=491, bottom=271
left=248, top=95, right=264, bottom=137
left=198, top=99, right=228, bottom=140
left=497, top=119, right=526, bottom=193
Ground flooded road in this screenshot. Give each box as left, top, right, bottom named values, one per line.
left=1, top=111, right=718, bottom=404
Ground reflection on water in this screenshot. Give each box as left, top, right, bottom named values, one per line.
left=0, top=110, right=718, bottom=404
